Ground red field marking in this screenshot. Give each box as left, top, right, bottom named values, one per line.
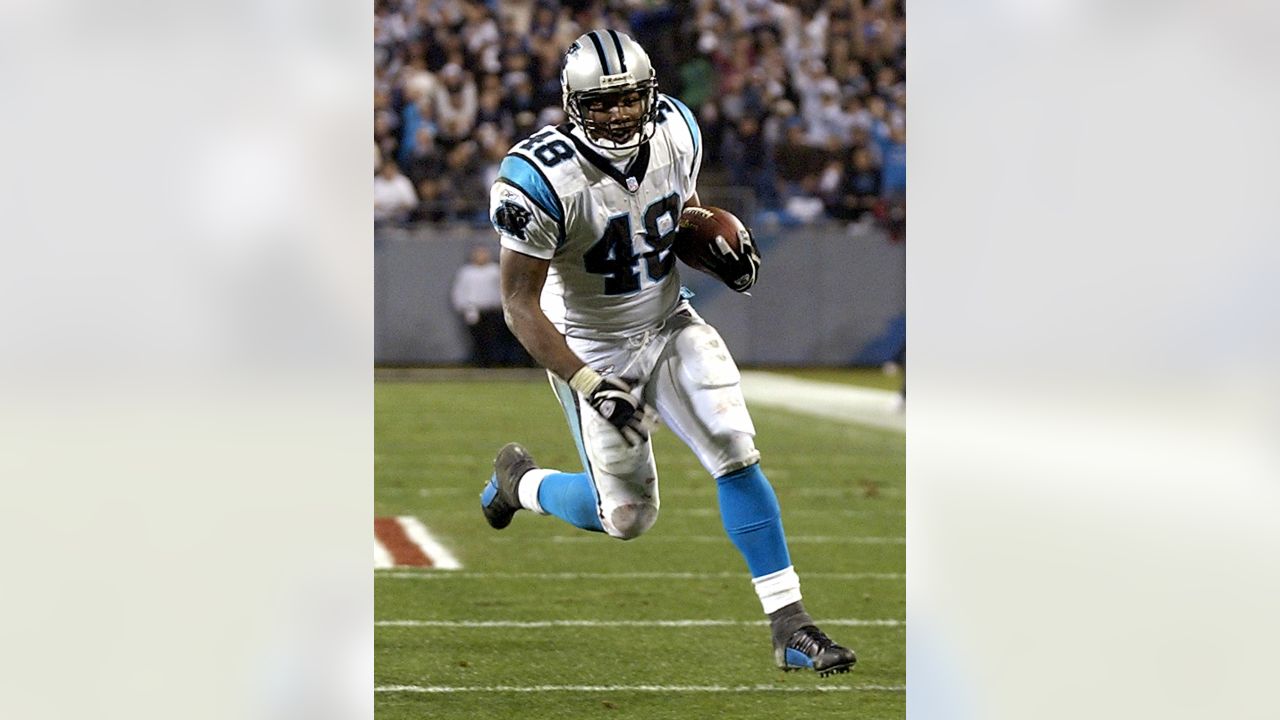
left=375, top=516, right=433, bottom=567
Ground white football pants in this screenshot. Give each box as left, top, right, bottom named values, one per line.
left=548, top=302, right=760, bottom=539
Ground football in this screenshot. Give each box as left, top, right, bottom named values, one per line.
left=672, top=206, right=751, bottom=277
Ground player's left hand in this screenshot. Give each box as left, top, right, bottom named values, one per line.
left=708, top=229, right=760, bottom=292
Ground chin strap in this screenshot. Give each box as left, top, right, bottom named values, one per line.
left=574, top=117, right=657, bottom=153
left=570, top=124, right=641, bottom=160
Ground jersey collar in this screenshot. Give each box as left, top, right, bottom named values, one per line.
left=557, top=123, right=650, bottom=194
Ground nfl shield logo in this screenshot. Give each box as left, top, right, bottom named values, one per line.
left=626, top=177, right=638, bottom=193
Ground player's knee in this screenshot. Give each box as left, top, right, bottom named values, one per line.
left=606, top=502, right=658, bottom=540
left=711, top=434, right=762, bottom=478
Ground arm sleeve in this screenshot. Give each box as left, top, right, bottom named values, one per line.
left=490, top=153, right=564, bottom=260
left=663, top=95, right=704, bottom=197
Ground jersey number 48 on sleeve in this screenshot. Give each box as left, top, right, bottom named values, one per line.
left=520, top=131, right=575, bottom=167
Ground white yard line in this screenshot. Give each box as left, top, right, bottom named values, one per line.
left=388, top=486, right=902, bottom=497
left=739, top=371, right=904, bottom=433
left=375, top=683, right=904, bottom=693
left=663, top=487, right=903, bottom=498
left=396, top=515, right=462, bottom=570
left=538, top=535, right=903, bottom=544
left=375, top=570, right=903, bottom=580
left=373, top=541, right=394, bottom=570
left=375, top=619, right=902, bottom=628
left=665, top=507, right=904, bottom=517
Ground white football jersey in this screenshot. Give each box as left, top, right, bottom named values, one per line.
left=489, top=93, right=703, bottom=339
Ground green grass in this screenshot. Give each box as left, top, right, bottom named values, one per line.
left=376, top=379, right=905, bottom=719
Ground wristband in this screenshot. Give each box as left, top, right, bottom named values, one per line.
left=568, top=365, right=604, bottom=396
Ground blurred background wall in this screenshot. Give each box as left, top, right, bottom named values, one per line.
left=375, top=221, right=903, bottom=366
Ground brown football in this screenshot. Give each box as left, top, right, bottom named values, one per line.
left=672, top=206, right=750, bottom=276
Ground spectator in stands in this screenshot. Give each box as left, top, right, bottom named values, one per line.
left=762, top=97, right=797, bottom=149
left=413, top=178, right=449, bottom=223
left=773, top=120, right=829, bottom=222
left=502, top=71, right=540, bottom=124
left=475, top=85, right=510, bottom=138
left=374, top=159, right=418, bottom=226
left=375, top=91, right=401, bottom=162
left=807, top=87, right=851, bottom=150
left=723, top=115, right=778, bottom=211
left=796, top=59, right=839, bottom=115
left=754, top=31, right=790, bottom=104
left=877, top=125, right=906, bottom=242
left=433, top=63, right=478, bottom=147
left=788, top=0, right=830, bottom=70
left=375, top=86, right=400, bottom=144
left=526, top=2, right=560, bottom=55
left=532, top=45, right=566, bottom=110
left=512, top=110, right=539, bottom=144
left=879, top=125, right=906, bottom=199
left=400, top=55, right=436, bottom=110
left=398, top=84, right=438, bottom=166
left=374, top=0, right=408, bottom=48
left=827, top=145, right=882, bottom=223
left=717, top=32, right=758, bottom=98
left=462, top=0, right=501, bottom=74
left=403, top=126, right=444, bottom=188
left=497, top=6, right=531, bottom=42
left=374, top=0, right=905, bottom=227
left=478, top=127, right=511, bottom=194
left=827, top=33, right=855, bottom=83
left=443, top=139, right=486, bottom=221
left=864, top=94, right=892, bottom=162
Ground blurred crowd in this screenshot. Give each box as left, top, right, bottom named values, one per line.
left=374, top=0, right=905, bottom=236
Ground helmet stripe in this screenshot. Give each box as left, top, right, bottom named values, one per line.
left=587, top=31, right=611, bottom=75
left=607, top=29, right=627, bottom=73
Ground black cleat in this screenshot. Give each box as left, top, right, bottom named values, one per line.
left=775, top=625, right=858, bottom=676
left=770, top=600, right=857, bottom=676
left=480, top=443, right=536, bottom=530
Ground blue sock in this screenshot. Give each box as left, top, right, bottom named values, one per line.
left=537, top=471, right=605, bottom=533
left=717, top=464, right=792, bottom=577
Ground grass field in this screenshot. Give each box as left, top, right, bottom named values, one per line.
left=375, top=373, right=905, bottom=719
left=771, top=366, right=905, bottom=392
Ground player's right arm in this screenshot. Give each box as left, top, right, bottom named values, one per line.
left=491, top=156, right=654, bottom=445
left=489, top=153, right=586, bottom=382
left=498, top=247, right=587, bottom=382
left=498, top=229, right=655, bottom=445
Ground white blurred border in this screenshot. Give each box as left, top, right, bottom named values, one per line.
left=5, top=0, right=1280, bottom=717
left=0, top=1, right=372, bottom=719
left=911, top=0, right=1280, bottom=717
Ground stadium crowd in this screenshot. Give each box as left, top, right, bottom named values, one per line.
left=374, top=0, right=905, bottom=236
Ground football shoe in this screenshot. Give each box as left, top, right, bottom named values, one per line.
left=480, top=443, right=536, bottom=530
left=770, top=601, right=857, bottom=676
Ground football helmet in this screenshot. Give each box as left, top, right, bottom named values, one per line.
left=562, top=30, right=659, bottom=151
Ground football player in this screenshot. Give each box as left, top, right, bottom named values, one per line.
left=481, top=29, right=856, bottom=676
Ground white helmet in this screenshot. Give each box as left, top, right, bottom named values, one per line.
left=561, top=30, right=659, bottom=151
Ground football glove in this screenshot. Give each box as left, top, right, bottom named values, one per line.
left=708, top=228, right=761, bottom=292
left=569, top=366, right=656, bottom=446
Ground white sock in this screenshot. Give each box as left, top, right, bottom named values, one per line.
left=752, top=566, right=803, bottom=614
left=517, top=468, right=555, bottom=515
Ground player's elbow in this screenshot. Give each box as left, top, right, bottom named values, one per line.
left=500, top=302, right=519, bottom=332
left=500, top=295, right=534, bottom=333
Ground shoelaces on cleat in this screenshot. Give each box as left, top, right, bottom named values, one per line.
left=788, top=626, right=838, bottom=656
